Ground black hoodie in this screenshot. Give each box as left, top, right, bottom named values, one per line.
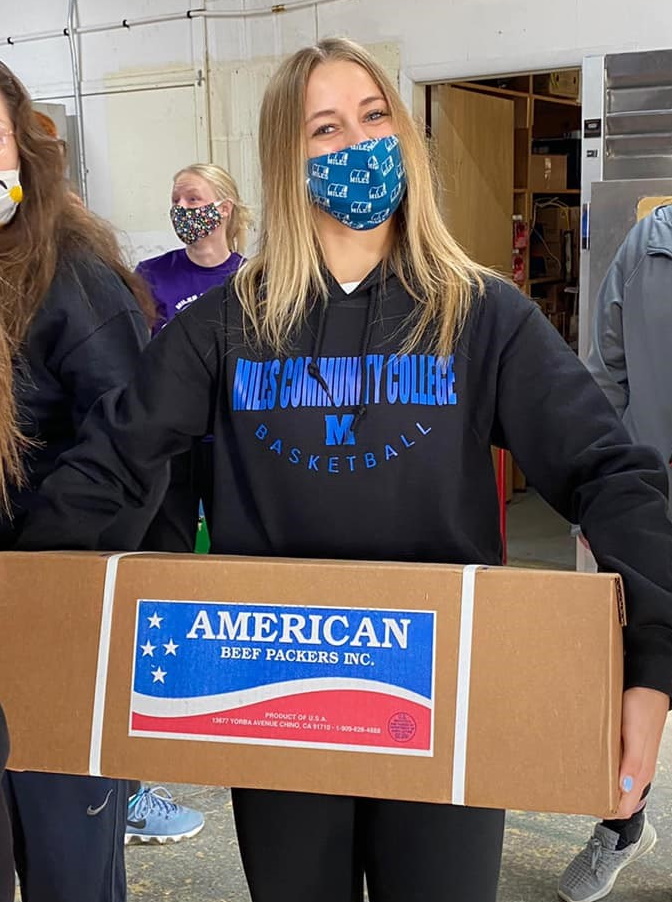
left=17, top=267, right=672, bottom=697
left=0, top=252, right=150, bottom=548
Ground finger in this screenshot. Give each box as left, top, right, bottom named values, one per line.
left=615, top=771, right=646, bottom=819
left=616, top=688, right=668, bottom=818
left=616, top=734, right=656, bottom=818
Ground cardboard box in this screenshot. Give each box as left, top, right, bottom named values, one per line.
left=534, top=70, right=581, bottom=100
left=530, top=155, right=568, bottom=192
left=530, top=244, right=563, bottom=279
left=0, top=552, right=624, bottom=816
left=532, top=207, right=581, bottom=281
left=535, top=206, right=572, bottom=238
left=533, top=138, right=581, bottom=189
left=548, top=311, right=567, bottom=335
left=534, top=284, right=563, bottom=315
left=512, top=461, right=527, bottom=493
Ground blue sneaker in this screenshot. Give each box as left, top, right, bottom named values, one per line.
left=125, top=786, right=205, bottom=845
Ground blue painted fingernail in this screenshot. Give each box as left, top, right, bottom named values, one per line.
left=622, top=776, right=634, bottom=793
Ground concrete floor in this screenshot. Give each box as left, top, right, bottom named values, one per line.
left=126, top=735, right=672, bottom=902
left=505, top=488, right=576, bottom=571
left=114, top=493, right=672, bottom=899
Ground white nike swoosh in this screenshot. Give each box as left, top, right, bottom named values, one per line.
left=86, top=788, right=114, bottom=816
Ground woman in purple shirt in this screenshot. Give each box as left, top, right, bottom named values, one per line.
left=137, top=162, right=251, bottom=552
left=138, top=163, right=251, bottom=330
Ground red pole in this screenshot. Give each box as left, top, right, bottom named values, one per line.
left=497, top=449, right=508, bottom=564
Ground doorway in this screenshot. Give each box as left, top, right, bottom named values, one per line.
left=422, top=69, right=582, bottom=512
left=425, top=69, right=582, bottom=353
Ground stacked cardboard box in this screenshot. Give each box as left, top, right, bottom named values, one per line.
left=531, top=205, right=581, bottom=281
left=530, top=155, right=568, bottom=193
left=534, top=70, right=581, bottom=100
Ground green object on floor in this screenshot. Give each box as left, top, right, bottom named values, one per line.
left=195, top=516, right=210, bottom=555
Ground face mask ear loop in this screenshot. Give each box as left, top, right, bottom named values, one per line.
left=215, top=198, right=233, bottom=216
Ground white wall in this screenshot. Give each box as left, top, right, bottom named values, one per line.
left=363, top=0, right=672, bottom=82
left=2, top=0, right=672, bottom=263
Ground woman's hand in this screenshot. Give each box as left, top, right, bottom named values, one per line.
left=616, top=686, right=669, bottom=818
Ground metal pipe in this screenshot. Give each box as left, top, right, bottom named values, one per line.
left=75, top=10, right=204, bottom=37
left=66, top=0, right=89, bottom=204
left=31, top=80, right=198, bottom=102
left=4, top=28, right=68, bottom=46
left=203, top=0, right=339, bottom=18
left=3, top=0, right=341, bottom=46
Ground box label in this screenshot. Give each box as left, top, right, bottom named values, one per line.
left=130, top=600, right=435, bottom=755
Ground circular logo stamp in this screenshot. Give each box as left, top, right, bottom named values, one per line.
left=388, top=711, right=417, bottom=743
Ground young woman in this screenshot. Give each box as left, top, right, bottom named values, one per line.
left=137, top=162, right=250, bottom=551
left=0, top=62, right=157, bottom=902
left=138, top=163, right=250, bottom=331
left=15, top=39, right=672, bottom=902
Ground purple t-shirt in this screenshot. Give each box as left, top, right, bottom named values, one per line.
left=136, top=248, right=244, bottom=332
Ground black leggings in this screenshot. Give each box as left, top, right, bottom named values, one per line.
left=232, top=788, right=504, bottom=902
left=0, top=706, right=14, bottom=902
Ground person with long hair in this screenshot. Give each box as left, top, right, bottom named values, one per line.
left=137, top=162, right=251, bottom=550
left=0, top=61, right=157, bottom=902
left=125, top=164, right=251, bottom=844
left=139, top=162, right=251, bottom=331
left=15, top=38, right=672, bottom=902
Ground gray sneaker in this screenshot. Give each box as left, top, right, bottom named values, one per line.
left=558, top=818, right=657, bottom=902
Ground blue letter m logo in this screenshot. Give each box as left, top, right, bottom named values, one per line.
left=324, top=414, right=356, bottom=446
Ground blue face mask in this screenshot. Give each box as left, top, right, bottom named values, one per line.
left=306, top=135, right=406, bottom=231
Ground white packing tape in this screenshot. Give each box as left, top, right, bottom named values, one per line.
left=89, top=552, right=140, bottom=776
left=451, top=564, right=484, bottom=806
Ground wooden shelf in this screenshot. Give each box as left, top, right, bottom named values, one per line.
left=428, top=69, right=581, bottom=350
left=533, top=93, right=580, bottom=108
left=453, top=81, right=527, bottom=100
left=532, top=188, right=581, bottom=195
left=516, top=188, right=581, bottom=195
left=452, top=82, right=579, bottom=108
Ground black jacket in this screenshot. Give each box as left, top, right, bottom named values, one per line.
left=17, top=267, right=672, bottom=697
left=1, top=252, right=149, bottom=548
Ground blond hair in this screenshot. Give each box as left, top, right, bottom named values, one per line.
left=174, top=163, right=252, bottom=254
left=235, top=37, right=494, bottom=355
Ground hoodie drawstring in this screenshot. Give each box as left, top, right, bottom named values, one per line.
left=307, top=285, right=378, bottom=436
left=352, top=286, right=376, bottom=432
left=306, top=300, right=334, bottom=404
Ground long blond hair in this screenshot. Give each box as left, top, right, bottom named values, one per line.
left=235, top=37, right=492, bottom=355
left=174, top=163, right=252, bottom=254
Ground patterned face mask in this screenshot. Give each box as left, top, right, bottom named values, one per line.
left=306, top=135, right=406, bottom=231
left=0, top=169, right=23, bottom=227
left=170, top=201, right=223, bottom=245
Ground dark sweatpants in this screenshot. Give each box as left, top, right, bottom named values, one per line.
left=232, top=788, right=505, bottom=902
left=3, top=771, right=127, bottom=902
left=0, top=706, right=13, bottom=902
